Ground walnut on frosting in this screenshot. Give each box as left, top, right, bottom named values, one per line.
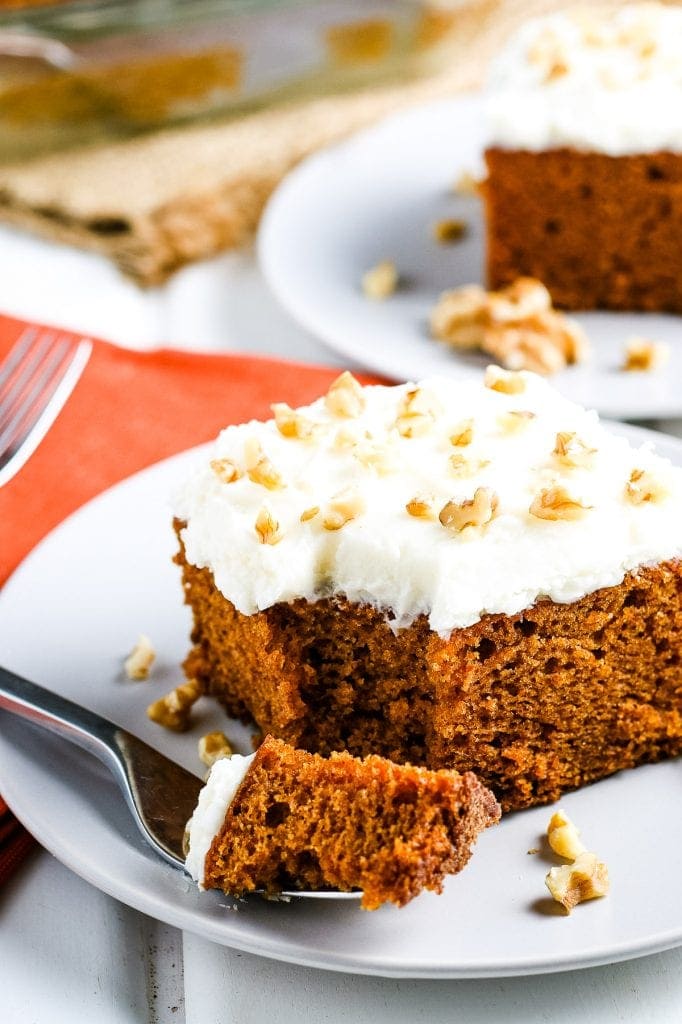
left=431, top=278, right=589, bottom=375
left=255, top=507, right=282, bottom=545
left=626, top=468, right=668, bottom=505
left=322, top=489, right=365, bottom=531
left=248, top=456, right=284, bottom=490
left=406, top=495, right=436, bottom=520
left=448, top=454, right=489, bottom=478
left=484, top=365, right=526, bottom=395
left=325, top=371, right=365, bottom=418
left=526, top=26, right=572, bottom=83
left=498, top=410, right=536, bottom=435
left=449, top=419, right=474, bottom=447
left=530, top=485, right=592, bottom=522
left=396, top=386, right=441, bottom=438
left=553, top=431, right=597, bottom=470
left=272, top=403, right=315, bottom=440
left=439, top=487, right=499, bottom=533
left=353, top=440, right=396, bottom=475
left=244, top=439, right=284, bottom=490
left=210, top=457, right=242, bottom=484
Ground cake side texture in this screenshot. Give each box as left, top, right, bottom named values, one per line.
left=483, top=147, right=682, bottom=310
left=177, top=529, right=682, bottom=812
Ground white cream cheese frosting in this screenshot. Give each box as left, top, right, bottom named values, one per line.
left=486, top=3, right=682, bottom=155
left=173, top=369, right=682, bottom=638
left=185, top=752, right=255, bottom=886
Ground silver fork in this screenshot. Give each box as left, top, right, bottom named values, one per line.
left=0, top=666, right=360, bottom=900
left=0, top=327, right=92, bottom=487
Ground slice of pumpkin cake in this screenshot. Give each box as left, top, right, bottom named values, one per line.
left=185, top=735, right=500, bottom=910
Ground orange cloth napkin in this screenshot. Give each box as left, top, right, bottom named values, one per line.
left=0, top=311, right=378, bottom=883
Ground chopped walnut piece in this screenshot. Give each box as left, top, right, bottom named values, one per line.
left=147, top=679, right=201, bottom=733
left=198, top=731, right=234, bottom=767
left=530, top=486, right=592, bottom=522
left=484, top=365, right=526, bottom=395
left=210, top=457, right=243, bottom=484
left=248, top=455, right=284, bottom=490
left=448, top=453, right=489, bottom=478
left=124, top=634, right=156, bottom=680
left=432, top=217, right=468, bottom=244
left=300, top=505, right=320, bottom=523
left=621, top=337, right=670, bottom=372
left=254, top=507, right=282, bottom=545
left=396, top=387, right=441, bottom=438
left=362, top=260, right=398, bottom=300
left=439, top=487, right=498, bottom=532
left=354, top=441, right=396, bottom=475
left=487, top=277, right=552, bottom=323
left=432, top=278, right=589, bottom=374
left=452, top=170, right=481, bottom=196
left=325, top=371, right=365, bottom=418
left=498, top=410, right=536, bottom=434
left=625, top=468, right=668, bottom=505
left=322, top=489, right=365, bottom=531
left=243, top=437, right=262, bottom=471
left=527, top=29, right=572, bottom=84
left=484, top=313, right=587, bottom=375
left=430, top=284, right=488, bottom=349
left=545, top=852, right=609, bottom=913
left=547, top=809, right=587, bottom=861
left=271, top=403, right=315, bottom=440
left=333, top=427, right=359, bottom=451
left=449, top=419, right=474, bottom=447
left=243, top=438, right=284, bottom=490
left=553, top=431, right=597, bottom=469
left=406, top=495, right=435, bottom=519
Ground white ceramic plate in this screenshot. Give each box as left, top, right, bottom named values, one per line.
left=1, top=429, right=682, bottom=979
left=259, top=95, right=682, bottom=420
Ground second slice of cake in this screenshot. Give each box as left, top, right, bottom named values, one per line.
left=173, top=368, right=682, bottom=811
left=483, top=3, right=682, bottom=312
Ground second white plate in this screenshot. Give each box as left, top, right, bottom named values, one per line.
left=259, top=94, right=682, bottom=420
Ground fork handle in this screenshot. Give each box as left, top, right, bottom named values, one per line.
left=0, top=665, right=121, bottom=770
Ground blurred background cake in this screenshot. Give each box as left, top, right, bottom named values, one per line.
left=484, top=3, right=682, bottom=311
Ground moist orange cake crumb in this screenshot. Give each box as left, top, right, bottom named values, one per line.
left=187, top=735, right=500, bottom=909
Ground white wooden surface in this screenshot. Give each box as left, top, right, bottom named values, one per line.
left=2, top=232, right=682, bottom=1024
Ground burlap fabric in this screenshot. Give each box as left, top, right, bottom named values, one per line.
left=0, top=1, right=642, bottom=284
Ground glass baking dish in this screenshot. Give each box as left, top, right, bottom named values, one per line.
left=0, top=0, right=461, bottom=162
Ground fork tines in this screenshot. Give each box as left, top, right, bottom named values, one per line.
left=0, top=328, right=92, bottom=487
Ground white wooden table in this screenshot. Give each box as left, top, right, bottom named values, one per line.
left=2, top=233, right=682, bottom=1024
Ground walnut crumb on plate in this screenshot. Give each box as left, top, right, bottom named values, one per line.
left=362, top=260, right=398, bottom=300
left=124, top=634, right=155, bottom=680
left=621, top=337, right=670, bottom=372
